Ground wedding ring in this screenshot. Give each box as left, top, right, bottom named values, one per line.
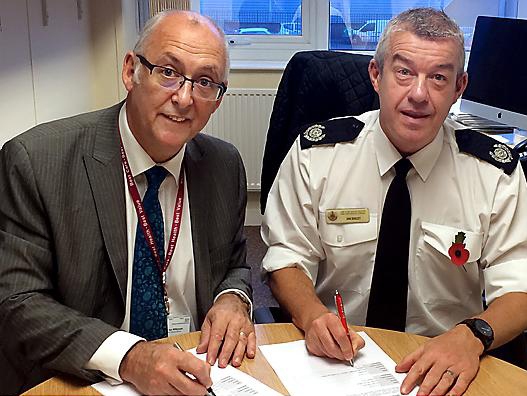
left=444, top=369, right=456, bottom=377
left=239, top=330, right=246, bottom=338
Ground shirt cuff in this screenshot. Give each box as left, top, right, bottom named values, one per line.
left=84, top=331, right=145, bottom=384
left=262, top=245, right=316, bottom=283
left=215, top=289, right=253, bottom=320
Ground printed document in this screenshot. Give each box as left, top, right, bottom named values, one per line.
left=259, top=332, right=417, bottom=396
left=92, top=347, right=282, bottom=396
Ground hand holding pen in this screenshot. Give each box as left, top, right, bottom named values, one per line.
left=120, top=341, right=214, bottom=395
left=174, top=341, right=217, bottom=396
left=335, top=290, right=355, bottom=366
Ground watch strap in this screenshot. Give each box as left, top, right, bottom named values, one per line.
left=457, top=318, right=494, bottom=352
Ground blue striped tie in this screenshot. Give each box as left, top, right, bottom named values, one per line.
left=130, top=166, right=168, bottom=340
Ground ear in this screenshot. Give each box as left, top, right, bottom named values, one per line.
left=122, top=52, right=136, bottom=93
left=368, top=59, right=381, bottom=93
left=212, top=81, right=228, bottom=113
left=453, top=72, right=468, bottom=103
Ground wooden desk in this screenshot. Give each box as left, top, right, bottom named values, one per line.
left=24, top=323, right=527, bottom=395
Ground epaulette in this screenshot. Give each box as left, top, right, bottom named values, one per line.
left=300, top=117, right=365, bottom=150
left=455, top=129, right=518, bottom=175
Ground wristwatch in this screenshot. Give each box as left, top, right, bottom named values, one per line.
left=457, top=318, right=494, bottom=352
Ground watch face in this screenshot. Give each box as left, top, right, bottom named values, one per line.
left=475, top=320, right=493, bottom=337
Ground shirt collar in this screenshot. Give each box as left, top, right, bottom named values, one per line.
left=373, top=114, right=444, bottom=182
left=409, top=125, right=444, bottom=182
left=119, top=104, right=185, bottom=180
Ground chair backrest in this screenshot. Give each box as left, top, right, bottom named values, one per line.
left=260, top=50, right=379, bottom=214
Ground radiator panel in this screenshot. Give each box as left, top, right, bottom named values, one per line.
left=204, top=88, right=276, bottom=191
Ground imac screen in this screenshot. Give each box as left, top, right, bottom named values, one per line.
left=460, top=16, right=527, bottom=130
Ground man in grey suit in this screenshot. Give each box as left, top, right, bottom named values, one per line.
left=0, top=10, right=254, bottom=395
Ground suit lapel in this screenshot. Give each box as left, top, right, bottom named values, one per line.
left=84, top=103, right=128, bottom=303
left=185, top=139, right=211, bottom=324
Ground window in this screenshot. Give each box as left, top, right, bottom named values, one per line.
left=140, top=0, right=524, bottom=68
left=200, top=0, right=302, bottom=36
left=192, top=0, right=327, bottom=68
left=328, top=0, right=520, bottom=51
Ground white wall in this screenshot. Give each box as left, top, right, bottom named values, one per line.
left=0, top=0, right=36, bottom=143
left=0, top=0, right=132, bottom=146
left=1, top=0, right=93, bottom=145
left=27, top=0, right=92, bottom=124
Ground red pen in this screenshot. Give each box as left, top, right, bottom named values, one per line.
left=334, top=290, right=355, bottom=366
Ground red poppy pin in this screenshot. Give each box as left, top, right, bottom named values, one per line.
left=448, top=231, right=469, bottom=271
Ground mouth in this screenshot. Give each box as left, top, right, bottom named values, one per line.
left=163, top=114, right=188, bottom=123
left=401, top=110, right=430, bottom=120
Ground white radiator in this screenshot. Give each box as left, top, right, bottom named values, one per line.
left=205, top=88, right=277, bottom=191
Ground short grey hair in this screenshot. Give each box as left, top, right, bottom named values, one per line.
left=374, top=8, right=465, bottom=75
left=132, top=10, right=230, bottom=83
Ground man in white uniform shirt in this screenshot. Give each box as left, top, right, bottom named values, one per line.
left=0, top=11, right=254, bottom=395
left=262, top=8, right=527, bottom=396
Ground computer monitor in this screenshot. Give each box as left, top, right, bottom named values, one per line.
left=460, top=16, right=527, bottom=130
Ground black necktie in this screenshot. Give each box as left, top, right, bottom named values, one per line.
left=366, top=158, right=412, bottom=331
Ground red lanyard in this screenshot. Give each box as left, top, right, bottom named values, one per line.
left=119, top=134, right=184, bottom=314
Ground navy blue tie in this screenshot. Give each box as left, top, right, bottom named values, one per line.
left=366, top=159, right=412, bottom=331
left=130, top=166, right=168, bottom=340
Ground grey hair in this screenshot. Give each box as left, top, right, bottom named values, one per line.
left=132, top=10, right=230, bottom=83
left=374, top=8, right=465, bottom=75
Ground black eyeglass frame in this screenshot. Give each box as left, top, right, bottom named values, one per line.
left=136, top=54, right=227, bottom=100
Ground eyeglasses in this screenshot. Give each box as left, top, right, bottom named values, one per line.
left=136, top=54, right=227, bottom=101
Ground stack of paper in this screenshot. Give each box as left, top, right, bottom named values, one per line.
left=92, top=348, right=283, bottom=396
left=259, top=332, right=417, bottom=396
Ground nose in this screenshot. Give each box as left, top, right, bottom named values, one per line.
left=171, top=80, right=194, bottom=108
left=408, top=75, right=429, bottom=104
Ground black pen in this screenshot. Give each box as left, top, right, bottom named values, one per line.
left=173, top=341, right=217, bottom=396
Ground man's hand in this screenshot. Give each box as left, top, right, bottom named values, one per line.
left=119, top=341, right=212, bottom=395
left=304, top=311, right=365, bottom=361
left=396, top=325, right=483, bottom=396
left=196, top=293, right=256, bottom=368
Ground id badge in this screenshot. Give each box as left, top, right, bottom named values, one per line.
left=167, top=314, right=191, bottom=336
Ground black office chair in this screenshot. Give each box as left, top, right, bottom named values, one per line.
left=489, top=334, right=527, bottom=369
left=255, top=50, right=379, bottom=324
left=260, top=50, right=379, bottom=214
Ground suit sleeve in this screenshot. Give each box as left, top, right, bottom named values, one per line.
left=0, top=139, right=117, bottom=384
left=213, top=145, right=252, bottom=301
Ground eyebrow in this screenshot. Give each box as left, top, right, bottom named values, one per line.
left=161, top=52, right=221, bottom=80
left=392, top=53, right=456, bottom=72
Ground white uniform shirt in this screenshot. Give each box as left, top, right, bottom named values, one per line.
left=262, top=110, right=527, bottom=337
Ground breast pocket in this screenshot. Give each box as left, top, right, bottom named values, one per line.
left=318, top=213, right=378, bottom=295
left=416, top=222, right=483, bottom=307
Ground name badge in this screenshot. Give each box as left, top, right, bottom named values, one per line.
left=325, top=208, right=370, bottom=224
left=167, top=314, right=191, bottom=336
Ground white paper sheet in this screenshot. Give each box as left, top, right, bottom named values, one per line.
left=92, top=347, right=283, bottom=396
left=259, top=332, right=418, bottom=396
left=92, top=382, right=140, bottom=396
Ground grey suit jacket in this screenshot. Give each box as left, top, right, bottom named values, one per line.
left=0, top=102, right=251, bottom=394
